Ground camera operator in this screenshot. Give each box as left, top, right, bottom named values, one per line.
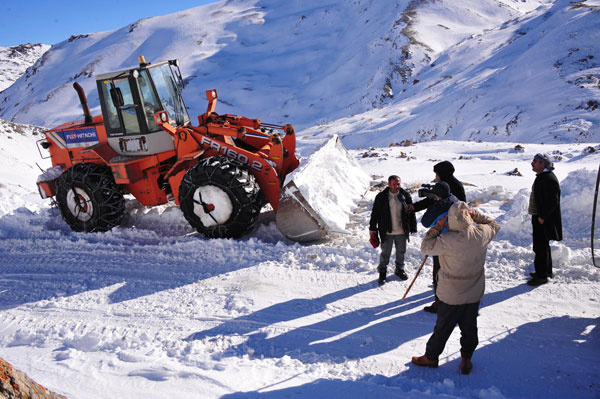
left=409, top=162, right=465, bottom=313
left=410, top=161, right=466, bottom=213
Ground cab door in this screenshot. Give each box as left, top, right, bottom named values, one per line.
left=98, top=72, right=175, bottom=156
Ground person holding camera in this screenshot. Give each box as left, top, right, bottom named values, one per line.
left=409, top=172, right=463, bottom=313
left=411, top=201, right=499, bottom=374
left=369, top=175, right=417, bottom=285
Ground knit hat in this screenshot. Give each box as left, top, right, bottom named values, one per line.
left=432, top=182, right=451, bottom=199
left=533, top=153, right=554, bottom=170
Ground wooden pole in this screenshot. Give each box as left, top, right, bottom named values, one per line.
left=402, top=255, right=428, bottom=301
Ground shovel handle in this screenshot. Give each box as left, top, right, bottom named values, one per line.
left=401, top=255, right=429, bottom=301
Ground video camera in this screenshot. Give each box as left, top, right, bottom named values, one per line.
left=418, top=183, right=436, bottom=199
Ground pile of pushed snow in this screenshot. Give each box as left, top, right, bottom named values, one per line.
left=496, top=187, right=532, bottom=246
left=561, top=168, right=598, bottom=244
left=290, top=135, right=371, bottom=232
left=497, top=168, right=597, bottom=249
left=0, top=119, right=50, bottom=217
left=468, top=185, right=513, bottom=207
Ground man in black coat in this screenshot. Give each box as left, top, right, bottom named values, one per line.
left=369, top=175, right=417, bottom=285
left=409, top=161, right=466, bottom=313
left=527, top=153, right=562, bottom=286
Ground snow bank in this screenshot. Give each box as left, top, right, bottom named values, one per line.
left=289, top=135, right=371, bottom=232
left=496, top=168, right=597, bottom=249
left=561, top=168, right=598, bottom=243
left=496, top=188, right=532, bottom=246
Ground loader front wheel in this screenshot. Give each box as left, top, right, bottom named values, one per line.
left=56, top=163, right=125, bottom=232
left=179, top=156, right=262, bottom=238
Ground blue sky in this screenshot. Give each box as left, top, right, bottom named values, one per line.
left=0, top=0, right=218, bottom=47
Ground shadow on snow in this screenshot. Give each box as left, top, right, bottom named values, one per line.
left=220, top=315, right=600, bottom=399
left=187, top=284, right=528, bottom=364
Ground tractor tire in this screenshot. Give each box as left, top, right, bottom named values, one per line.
left=56, top=163, right=125, bottom=232
left=179, top=156, right=262, bottom=238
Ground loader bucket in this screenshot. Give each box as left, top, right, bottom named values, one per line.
left=276, top=181, right=328, bottom=242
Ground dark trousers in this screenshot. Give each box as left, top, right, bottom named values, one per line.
left=377, top=234, right=407, bottom=273
left=532, top=216, right=552, bottom=278
left=432, top=256, right=440, bottom=301
left=425, top=301, right=479, bottom=360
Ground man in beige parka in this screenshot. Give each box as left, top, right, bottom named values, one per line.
left=411, top=201, right=500, bottom=374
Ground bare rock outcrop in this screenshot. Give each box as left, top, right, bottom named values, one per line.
left=0, top=358, right=66, bottom=399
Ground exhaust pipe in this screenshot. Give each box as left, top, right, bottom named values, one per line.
left=73, top=82, right=93, bottom=125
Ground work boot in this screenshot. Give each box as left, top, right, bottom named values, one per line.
left=530, top=272, right=553, bottom=279
left=424, top=300, right=439, bottom=313
left=460, top=357, right=473, bottom=375
left=527, top=277, right=548, bottom=286
left=378, top=270, right=386, bottom=286
left=394, top=268, right=408, bottom=281
left=411, top=355, right=438, bottom=368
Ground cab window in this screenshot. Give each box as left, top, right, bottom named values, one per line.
left=149, top=64, right=190, bottom=126
left=100, top=78, right=140, bottom=135
left=137, top=70, right=161, bottom=132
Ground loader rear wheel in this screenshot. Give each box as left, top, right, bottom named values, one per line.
left=56, top=163, right=125, bottom=232
left=179, top=156, right=262, bottom=238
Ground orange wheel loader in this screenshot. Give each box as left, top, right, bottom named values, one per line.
left=36, top=57, right=327, bottom=241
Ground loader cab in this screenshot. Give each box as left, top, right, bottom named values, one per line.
left=96, top=59, right=190, bottom=156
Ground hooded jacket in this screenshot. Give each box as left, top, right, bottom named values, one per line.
left=412, top=161, right=466, bottom=214
left=420, top=202, right=500, bottom=305
left=434, top=161, right=466, bottom=202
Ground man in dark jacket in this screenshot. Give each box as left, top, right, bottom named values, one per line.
left=369, top=175, right=417, bottom=285
left=409, top=161, right=465, bottom=313
left=527, top=153, right=562, bottom=286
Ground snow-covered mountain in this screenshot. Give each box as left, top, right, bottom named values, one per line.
left=2, top=2, right=600, bottom=397
left=0, top=0, right=597, bottom=145
left=0, top=43, right=50, bottom=92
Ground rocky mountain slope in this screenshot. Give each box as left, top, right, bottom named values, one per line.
left=0, top=43, right=50, bottom=92
left=0, top=0, right=597, bottom=145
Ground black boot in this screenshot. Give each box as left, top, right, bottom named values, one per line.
left=394, top=268, right=408, bottom=281
left=378, top=270, right=386, bottom=286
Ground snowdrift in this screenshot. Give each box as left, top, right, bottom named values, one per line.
left=497, top=168, right=597, bottom=249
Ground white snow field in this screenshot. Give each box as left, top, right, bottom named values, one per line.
left=0, top=120, right=599, bottom=398
left=0, top=0, right=599, bottom=397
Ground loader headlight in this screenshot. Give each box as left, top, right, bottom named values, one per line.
left=132, top=70, right=139, bottom=79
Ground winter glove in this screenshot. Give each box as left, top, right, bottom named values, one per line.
left=369, top=231, right=380, bottom=248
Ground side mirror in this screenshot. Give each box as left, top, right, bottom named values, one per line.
left=109, top=87, right=124, bottom=108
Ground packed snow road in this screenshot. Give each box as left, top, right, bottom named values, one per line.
left=0, top=140, right=599, bottom=399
